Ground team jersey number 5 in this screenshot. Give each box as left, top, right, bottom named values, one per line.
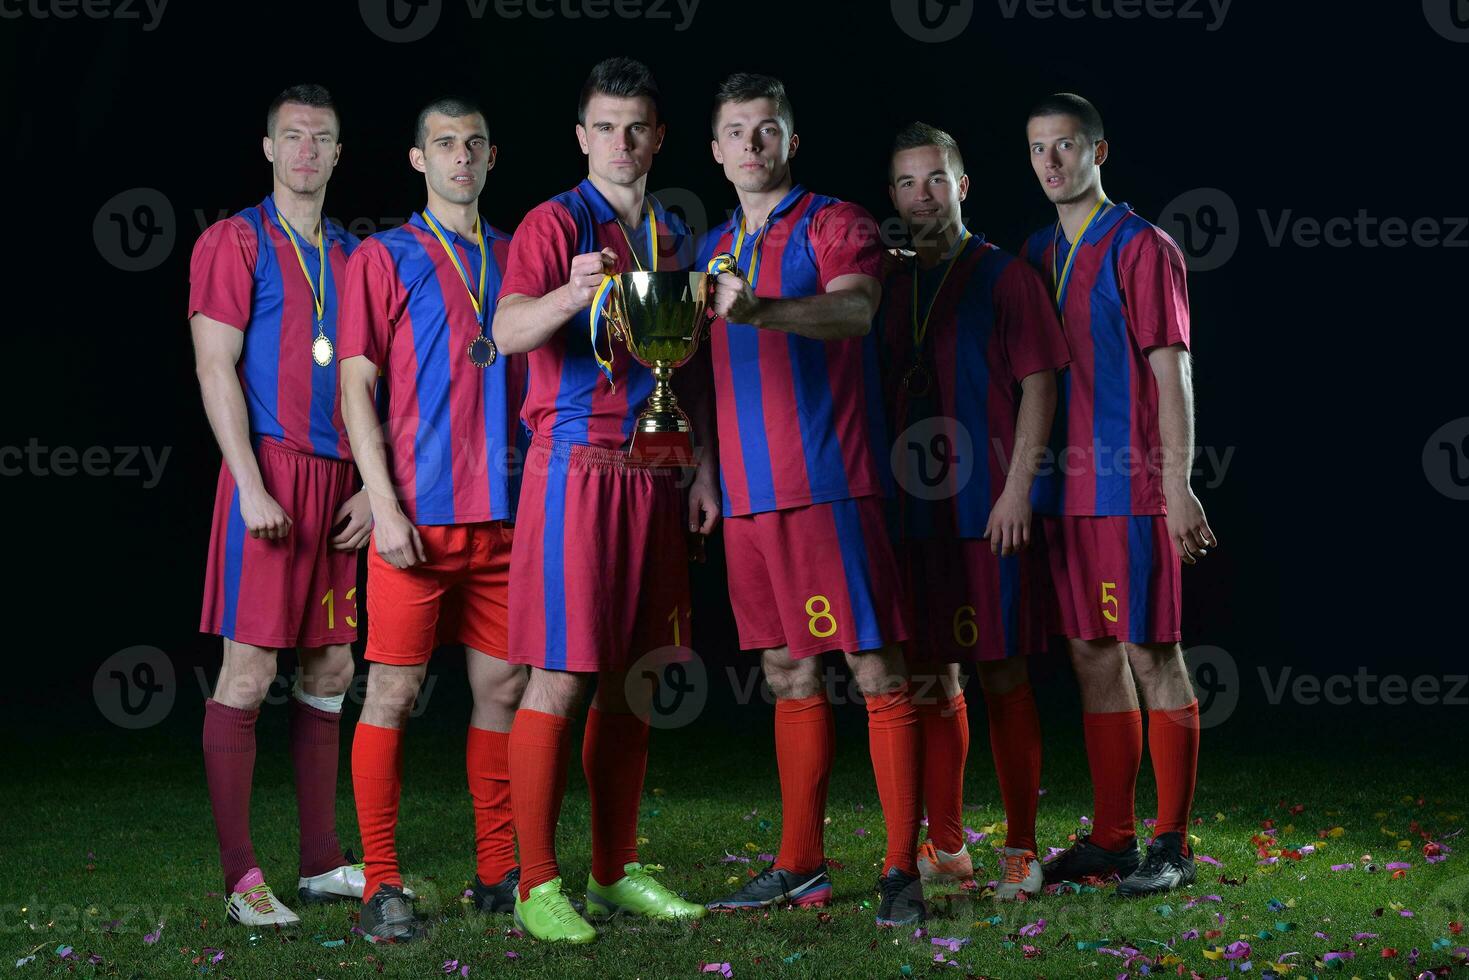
left=1100, top=581, right=1119, bottom=623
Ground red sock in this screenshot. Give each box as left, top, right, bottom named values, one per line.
left=351, top=722, right=404, bottom=901
left=1148, top=700, right=1200, bottom=843
left=1082, top=709, right=1143, bottom=851
left=865, top=684, right=922, bottom=877
left=984, top=683, right=1041, bottom=853
left=467, top=726, right=517, bottom=885
left=510, top=709, right=573, bottom=899
left=915, top=691, right=968, bottom=854
left=290, top=697, right=346, bottom=878
left=203, top=699, right=259, bottom=893
left=774, top=694, right=834, bottom=874
left=583, top=707, right=650, bottom=886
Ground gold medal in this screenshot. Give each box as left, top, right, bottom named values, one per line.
left=903, top=362, right=932, bottom=397
left=467, top=334, right=497, bottom=368
left=312, top=333, right=334, bottom=367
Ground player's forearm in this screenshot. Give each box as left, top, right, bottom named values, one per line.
left=1004, top=371, right=1058, bottom=497
left=340, top=374, right=403, bottom=518
left=493, top=289, right=581, bottom=354
left=745, top=290, right=875, bottom=340
left=196, top=363, right=265, bottom=494
left=1151, top=349, right=1197, bottom=496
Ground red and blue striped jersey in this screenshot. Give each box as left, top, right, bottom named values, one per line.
left=881, top=235, right=1070, bottom=539
left=336, top=213, right=528, bottom=526
left=1020, top=204, right=1190, bottom=516
left=499, top=178, right=694, bottom=450
left=188, top=195, right=361, bottom=460
left=696, top=186, right=887, bottom=517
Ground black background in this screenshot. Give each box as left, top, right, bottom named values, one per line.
left=1, top=0, right=1464, bottom=743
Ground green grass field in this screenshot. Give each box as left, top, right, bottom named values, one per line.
left=5, top=676, right=1466, bottom=979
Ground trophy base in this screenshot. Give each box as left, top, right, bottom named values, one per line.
left=629, top=429, right=697, bottom=467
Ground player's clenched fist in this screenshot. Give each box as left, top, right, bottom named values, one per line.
left=372, top=507, right=427, bottom=570
left=240, top=488, right=292, bottom=540
left=564, top=248, right=618, bottom=309
left=711, top=271, right=760, bottom=323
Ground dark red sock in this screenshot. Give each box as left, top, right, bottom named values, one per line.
left=1148, top=700, right=1200, bottom=842
left=467, top=726, right=517, bottom=885
left=290, top=697, right=347, bottom=878
left=1082, top=709, right=1143, bottom=851
left=509, top=709, right=573, bottom=899
left=984, top=683, right=1042, bottom=853
left=774, top=694, right=834, bottom=874
left=583, top=707, right=650, bottom=886
left=865, top=684, right=922, bottom=877
left=351, top=722, right=404, bottom=901
left=203, top=699, right=259, bottom=893
left=915, top=691, right=968, bottom=854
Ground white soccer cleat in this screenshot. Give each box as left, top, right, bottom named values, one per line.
left=298, top=855, right=415, bottom=904
left=916, top=840, right=975, bottom=885
left=993, top=846, right=1043, bottom=901
left=226, top=869, right=302, bottom=927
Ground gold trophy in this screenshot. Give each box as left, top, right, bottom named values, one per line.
left=591, top=267, right=722, bottom=465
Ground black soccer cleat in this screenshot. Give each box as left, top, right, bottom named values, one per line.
left=1115, top=832, right=1196, bottom=898
left=470, top=867, right=521, bottom=914
left=1041, top=833, right=1142, bottom=884
left=360, top=883, right=421, bottom=943
left=706, top=865, right=833, bottom=910
left=874, top=867, right=927, bottom=926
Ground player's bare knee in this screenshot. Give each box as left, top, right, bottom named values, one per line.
left=362, top=663, right=425, bottom=726
left=298, top=645, right=355, bottom=698
left=522, top=668, right=590, bottom=717
left=761, top=648, right=822, bottom=700
left=215, top=640, right=278, bottom=708
left=847, top=645, right=909, bottom=698
left=975, top=656, right=1028, bottom=696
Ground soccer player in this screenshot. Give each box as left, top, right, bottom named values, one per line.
left=190, top=84, right=369, bottom=927
left=337, top=97, right=529, bottom=941
left=881, top=123, right=1068, bottom=900
left=697, top=74, right=925, bottom=927
left=1020, top=93, right=1216, bottom=896
left=491, top=57, right=717, bottom=944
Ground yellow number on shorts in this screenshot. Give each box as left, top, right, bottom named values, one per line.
left=345, top=586, right=358, bottom=629
left=805, top=595, right=838, bottom=639
left=1101, top=581, right=1119, bottom=623
left=668, top=604, right=682, bottom=647
left=321, top=588, right=336, bottom=629
left=952, top=605, right=979, bottom=648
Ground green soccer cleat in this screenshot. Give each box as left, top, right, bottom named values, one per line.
left=513, top=877, right=597, bottom=944
left=586, top=862, right=707, bottom=921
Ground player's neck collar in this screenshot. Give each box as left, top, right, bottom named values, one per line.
left=735, top=183, right=805, bottom=234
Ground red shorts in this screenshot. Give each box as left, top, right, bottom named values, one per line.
left=724, top=496, right=909, bottom=660
left=365, top=522, right=514, bottom=665
left=1041, top=515, right=1182, bottom=645
left=200, top=438, right=359, bottom=649
left=902, top=537, right=1048, bottom=664
left=508, top=438, right=691, bottom=674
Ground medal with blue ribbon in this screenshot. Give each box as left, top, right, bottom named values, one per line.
left=422, top=209, right=496, bottom=367
left=273, top=204, right=334, bottom=367
left=1051, top=196, right=1112, bottom=315
left=589, top=200, right=659, bottom=387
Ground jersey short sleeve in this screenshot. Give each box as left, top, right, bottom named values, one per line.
left=188, top=218, right=257, bottom=330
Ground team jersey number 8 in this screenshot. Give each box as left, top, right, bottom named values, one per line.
left=805, top=595, right=838, bottom=638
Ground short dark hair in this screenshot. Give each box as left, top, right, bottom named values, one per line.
left=266, top=84, right=338, bottom=137
left=414, top=96, right=488, bottom=149
left=890, top=121, right=965, bottom=182
left=711, top=73, right=795, bottom=138
left=578, top=57, right=662, bottom=126
left=1026, top=92, right=1104, bottom=144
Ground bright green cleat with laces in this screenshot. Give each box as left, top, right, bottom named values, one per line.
left=513, top=877, right=597, bottom=944
left=586, top=862, right=707, bottom=921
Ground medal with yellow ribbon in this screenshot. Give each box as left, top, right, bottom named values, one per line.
left=589, top=200, right=659, bottom=386
left=273, top=204, right=335, bottom=367
left=1051, top=196, right=1112, bottom=315
left=422, top=209, right=496, bottom=368
left=903, top=228, right=974, bottom=397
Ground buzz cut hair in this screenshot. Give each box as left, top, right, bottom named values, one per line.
left=266, top=83, right=338, bottom=137
left=578, top=57, right=663, bottom=126
left=711, top=72, right=795, bottom=138
left=1026, top=92, right=1105, bottom=144
left=890, top=121, right=965, bottom=183
left=414, top=96, right=488, bottom=149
